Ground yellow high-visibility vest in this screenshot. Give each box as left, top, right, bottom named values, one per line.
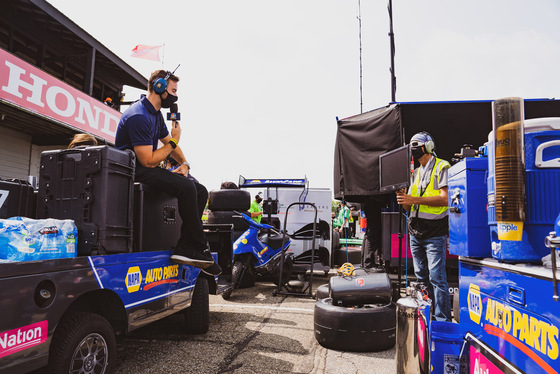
left=410, top=157, right=450, bottom=220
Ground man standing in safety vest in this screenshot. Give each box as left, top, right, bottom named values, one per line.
left=396, top=132, right=451, bottom=321
left=249, top=193, right=263, bottom=223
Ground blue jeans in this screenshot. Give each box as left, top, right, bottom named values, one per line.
left=410, top=235, right=451, bottom=321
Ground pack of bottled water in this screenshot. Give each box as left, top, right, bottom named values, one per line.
left=0, top=217, right=77, bottom=262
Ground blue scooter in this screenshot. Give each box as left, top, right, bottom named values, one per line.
left=221, top=211, right=292, bottom=299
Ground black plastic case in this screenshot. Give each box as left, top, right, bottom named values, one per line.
left=133, top=182, right=182, bottom=251
left=37, top=146, right=135, bottom=255
left=204, top=223, right=234, bottom=275
left=0, top=178, right=36, bottom=219
left=329, top=268, right=392, bottom=306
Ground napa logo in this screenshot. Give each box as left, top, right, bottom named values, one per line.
left=125, top=266, right=142, bottom=293
left=145, top=265, right=179, bottom=285
left=468, top=284, right=482, bottom=325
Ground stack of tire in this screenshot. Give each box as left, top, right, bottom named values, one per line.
left=314, top=267, right=396, bottom=352
left=207, top=189, right=257, bottom=297
left=207, top=189, right=251, bottom=241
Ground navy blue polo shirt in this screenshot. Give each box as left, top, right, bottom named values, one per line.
left=115, top=95, right=169, bottom=152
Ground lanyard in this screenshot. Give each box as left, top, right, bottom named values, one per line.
left=414, top=156, right=436, bottom=217
left=418, top=156, right=436, bottom=197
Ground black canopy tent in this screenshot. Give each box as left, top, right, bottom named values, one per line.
left=334, top=98, right=560, bottom=273
left=334, top=104, right=403, bottom=201
left=334, top=99, right=560, bottom=202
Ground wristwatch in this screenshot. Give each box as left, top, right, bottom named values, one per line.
left=182, top=162, right=190, bottom=168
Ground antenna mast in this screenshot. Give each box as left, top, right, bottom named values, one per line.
left=358, top=0, right=363, bottom=113
left=388, top=0, right=396, bottom=102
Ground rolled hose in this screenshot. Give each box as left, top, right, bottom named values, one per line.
left=337, top=262, right=355, bottom=277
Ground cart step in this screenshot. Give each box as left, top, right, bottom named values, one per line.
left=216, top=278, right=234, bottom=294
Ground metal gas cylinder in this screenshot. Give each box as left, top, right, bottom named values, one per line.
left=396, top=282, right=432, bottom=374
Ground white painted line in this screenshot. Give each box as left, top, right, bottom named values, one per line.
left=211, top=303, right=314, bottom=313
left=88, top=256, right=104, bottom=289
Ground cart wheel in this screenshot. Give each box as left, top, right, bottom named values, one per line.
left=184, top=276, right=210, bottom=334
left=314, top=298, right=396, bottom=352
left=48, top=312, right=116, bottom=374
left=208, top=189, right=250, bottom=211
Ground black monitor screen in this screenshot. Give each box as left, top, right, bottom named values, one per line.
left=379, top=144, right=411, bottom=193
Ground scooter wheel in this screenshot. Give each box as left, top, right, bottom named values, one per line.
left=314, top=298, right=396, bottom=352
left=232, top=258, right=256, bottom=289
left=221, top=289, right=232, bottom=300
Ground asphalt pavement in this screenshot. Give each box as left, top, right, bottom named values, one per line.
left=115, top=274, right=398, bottom=374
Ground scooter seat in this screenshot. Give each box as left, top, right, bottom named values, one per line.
left=260, top=233, right=287, bottom=251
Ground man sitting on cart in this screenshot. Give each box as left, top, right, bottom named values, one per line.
left=115, top=70, right=221, bottom=276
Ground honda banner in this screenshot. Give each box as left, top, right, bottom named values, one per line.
left=0, top=48, right=121, bottom=143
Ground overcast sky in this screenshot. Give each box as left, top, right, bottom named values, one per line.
left=47, top=0, right=560, bottom=192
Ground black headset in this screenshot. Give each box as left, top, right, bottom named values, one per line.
left=153, top=65, right=181, bottom=95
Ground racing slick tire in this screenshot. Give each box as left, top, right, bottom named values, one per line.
left=208, top=189, right=250, bottom=211
left=49, top=312, right=117, bottom=374
left=315, top=283, right=330, bottom=300
left=332, top=229, right=340, bottom=251
left=334, top=246, right=362, bottom=266
left=314, top=298, right=396, bottom=352
left=184, top=276, right=210, bottom=334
